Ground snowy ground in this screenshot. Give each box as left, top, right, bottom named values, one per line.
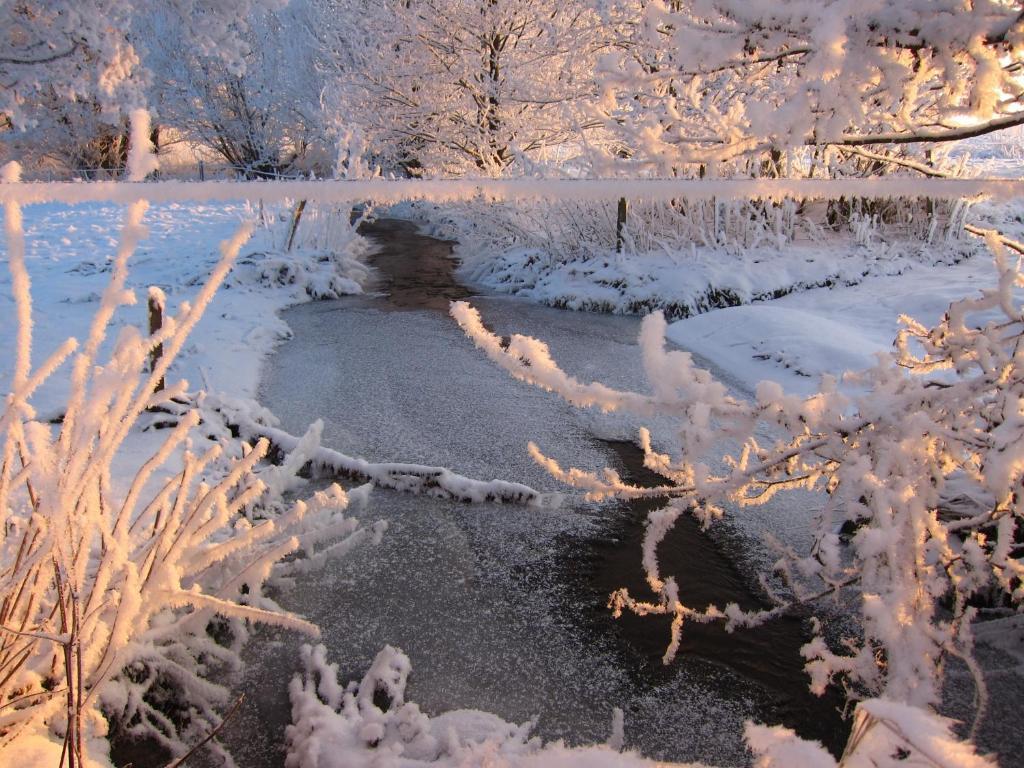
left=662, top=200, right=1024, bottom=399
left=0, top=200, right=372, bottom=416
left=665, top=242, right=1004, bottom=397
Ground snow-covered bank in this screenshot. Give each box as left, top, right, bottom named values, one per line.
left=462, top=234, right=975, bottom=320
left=0, top=201, right=372, bottom=415
left=662, top=226, right=1021, bottom=399
left=397, top=196, right=1023, bottom=324
left=664, top=253, right=999, bottom=397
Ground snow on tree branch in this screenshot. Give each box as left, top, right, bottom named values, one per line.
left=596, top=0, right=1024, bottom=172
left=313, top=0, right=616, bottom=175
left=0, top=0, right=284, bottom=131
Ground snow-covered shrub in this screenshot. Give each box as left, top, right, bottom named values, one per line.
left=232, top=249, right=368, bottom=301
left=286, top=643, right=662, bottom=768
left=416, top=191, right=970, bottom=275
left=230, top=202, right=373, bottom=300
left=451, top=233, right=1024, bottom=760
left=412, top=197, right=817, bottom=266
left=0, top=180, right=376, bottom=764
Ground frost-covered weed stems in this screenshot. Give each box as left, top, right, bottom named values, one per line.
left=421, top=191, right=972, bottom=315
left=435, top=198, right=816, bottom=263
left=452, top=234, right=1024, bottom=761
left=0, top=172, right=374, bottom=763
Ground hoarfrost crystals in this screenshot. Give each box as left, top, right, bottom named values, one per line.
left=127, top=109, right=160, bottom=181
left=453, top=237, right=1024, bottom=762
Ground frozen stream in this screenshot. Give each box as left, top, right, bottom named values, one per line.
left=211, top=219, right=847, bottom=766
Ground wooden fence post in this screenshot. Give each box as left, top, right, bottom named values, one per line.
left=148, top=287, right=165, bottom=393
left=616, top=197, right=628, bottom=253
left=286, top=199, right=308, bottom=252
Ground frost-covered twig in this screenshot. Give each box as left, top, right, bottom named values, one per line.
left=453, top=239, right=1024, bottom=759
left=164, top=693, right=245, bottom=768
left=0, top=172, right=380, bottom=763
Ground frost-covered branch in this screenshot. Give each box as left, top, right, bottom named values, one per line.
left=596, top=1, right=1024, bottom=173
left=208, top=394, right=557, bottom=507
left=0, top=0, right=285, bottom=132
left=453, top=236, right=1024, bottom=756
left=0, top=174, right=380, bottom=763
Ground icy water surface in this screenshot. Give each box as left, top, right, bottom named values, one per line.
left=208, top=219, right=847, bottom=766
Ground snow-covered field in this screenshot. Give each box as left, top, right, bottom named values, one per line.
left=0, top=200, right=371, bottom=416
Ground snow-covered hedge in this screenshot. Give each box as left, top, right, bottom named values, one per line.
left=401, top=195, right=978, bottom=318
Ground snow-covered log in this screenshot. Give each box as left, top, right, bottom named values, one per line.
left=214, top=401, right=557, bottom=507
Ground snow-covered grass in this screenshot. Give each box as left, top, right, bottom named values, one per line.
left=462, top=232, right=975, bottom=320
left=4, top=178, right=1024, bottom=208
left=401, top=195, right=995, bottom=321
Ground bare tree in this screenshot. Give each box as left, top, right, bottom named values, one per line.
left=314, top=0, right=617, bottom=176
left=149, top=6, right=323, bottom=179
